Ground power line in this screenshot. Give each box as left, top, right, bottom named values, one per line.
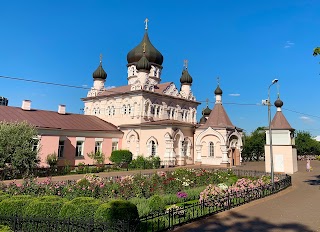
left=1, top=74, right=320, bottom=120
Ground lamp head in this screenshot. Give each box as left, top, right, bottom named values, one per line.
left=272, top=79, right=278, bottom=84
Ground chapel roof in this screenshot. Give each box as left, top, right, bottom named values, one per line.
left=199, top=103, right=235, bottom=129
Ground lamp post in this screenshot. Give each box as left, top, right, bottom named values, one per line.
left=268, top=78, right=278, bottom=188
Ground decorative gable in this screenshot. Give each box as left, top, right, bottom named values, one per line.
left=163, top=83, right=181, bottom=97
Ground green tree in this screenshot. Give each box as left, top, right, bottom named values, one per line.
left=295, top=131, right=320, bottom=156
left=242, top=127, right=266, bottom=161
left=313, top=47, right=320, bottom=56
left=0, top=121, right=40, bottom=176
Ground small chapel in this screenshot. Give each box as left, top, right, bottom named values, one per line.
left=82, top=20, right=243, bottom=167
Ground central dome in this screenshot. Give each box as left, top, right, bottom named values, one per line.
left=127, top=32, right=163, bottom=66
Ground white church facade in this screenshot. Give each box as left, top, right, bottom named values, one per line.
left=82, top=21, right=244, bottom=167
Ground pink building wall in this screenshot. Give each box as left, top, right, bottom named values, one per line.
left=38, top=135, right=122, bottom=167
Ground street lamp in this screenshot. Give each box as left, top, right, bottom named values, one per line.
left=268, top=78, right=278, bottom=188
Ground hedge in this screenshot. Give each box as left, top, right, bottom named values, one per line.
left=59, top=197, right=101, bottom=221
left=0, top=195, right=33, bottom=216
left=94, top=200, right=139, bottom=223
left=23, top=196, right=68, bottom=218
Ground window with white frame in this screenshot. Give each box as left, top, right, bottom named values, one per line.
left=209, top=142, right=214, bottom=157
left=95, top=141, right=102, bottom=153
left=112, top=141, right=118, bottom=151
left=76, top=141, right=84, bottom=157
left=32, top=138, right=39, bottom=152
left=58, top=140, right=64, bottom=158
left=156, top=106, right=160, bottom=117
left=111, top=106, right=115, bottom=116
left=128, top=104, right=131, bottom=115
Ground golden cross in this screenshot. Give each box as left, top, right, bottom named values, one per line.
left=144, top=18, right=149, bottom=30
left=184, top=59, right=188, bottom=69
left=99, top=54, right=103, bottom=63
left=206, top=98, right=209, bottom=107
left=217, top=76, right=220, bottom=85
left=142, top=42, right=146, bottom=53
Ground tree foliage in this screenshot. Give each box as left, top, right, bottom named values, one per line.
left=295, top=131, right=320, bottom=156
left=0, top=121, right=39, bottom=175
left=109, top=150, right=133, bottom=165
left=313, top=47, right=320, bottom=56
left=87, top=151, right=105, bottom=165
left=242, top=127, right=266, bottom=161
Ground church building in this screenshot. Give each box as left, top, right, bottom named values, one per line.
left=82, top=20, right=243, bottom=167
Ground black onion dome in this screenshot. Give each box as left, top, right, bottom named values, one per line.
left=214, top=85, right=223, bottom=95
left=202, top=106, right=211, bottom=116
left=127, top=32, right=163, bottom=66
left=136, top=55, right=151, bottom=71
left=199, top=116, right=207, bottom=124
left=180, top=69, right=193, bottom=84
left=92, top=62, right=107, bottom=79
left=274, top=97, right=283, bottom=108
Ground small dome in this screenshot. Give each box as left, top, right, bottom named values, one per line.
left=127, top=32, right=163, bottom=66
left=180, top=69, right=193, bottom=84
left=92, top=62, right=107, bottom=79
left=199, top=116, right=207, bottom=124
left=214, top=85, right=223, bottom=95
left=202, top=106, right=211, bottom=116
left=136, top=55, right=151, bottom=72
left=274, top=98, right=283, bottom=107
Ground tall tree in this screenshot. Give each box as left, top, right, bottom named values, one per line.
left=242, top=127, right=266, bottom=161
left=295, top=131, right=320, bottom=156
left=0, top=121, right=40, bottom=176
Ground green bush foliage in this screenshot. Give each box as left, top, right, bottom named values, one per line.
left=129, top=156, right=161, bottom=169
left=129, top=197, right=151, bottom=217
left=45, top=152, right=58, bottom=167
left=0, top=194, right=10, bottom=202
left=59, top=197, right=101, bottom=221
left=94, top=199, right=139, bottom=223
left=148, top=195, right=165, bottom=213
left=23, top=196, right=68, bottom=218
left=109, top=150, right=133, bottom=165
left=0, top=196, right=33, bottom=216
left=0, top=225, right=13, bottom=232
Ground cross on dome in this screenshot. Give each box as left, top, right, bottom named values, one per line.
left=184, top=59, right=188, bottom=69
left=144, top=18, right=149, bottom=30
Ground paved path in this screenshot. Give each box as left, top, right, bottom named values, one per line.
left=174, top=160, right=320, bottom=232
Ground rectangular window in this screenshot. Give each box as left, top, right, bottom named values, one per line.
left=58, top=140, right=65, bottom=158
left=112, top=142, right=118, bottom=152
left=32, top=139, right=39, bottom=152
left=95, top=141, right=102, bottom=153
left=76, top=141, right=84, bottom=157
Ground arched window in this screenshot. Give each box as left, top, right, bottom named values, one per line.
left=148, top=139, right=158, bottom=157
left=106, top=107, right=110, bottom=116
left=209, top=142, right=214, bottom=157
left=156, top=107, right=160, bottom=117
left=128, top=104, right=131, bottom=115
left=123, top=105, right=127, bottom=115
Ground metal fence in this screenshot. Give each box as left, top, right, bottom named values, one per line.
left=139, top=174, right=292, bottom=232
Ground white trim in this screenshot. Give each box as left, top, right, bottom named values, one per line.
left=112, top=138, right=119, bottom=142
left=95, top=138, right=104, bottom=142
left=76, top=137, right=86, bottom=141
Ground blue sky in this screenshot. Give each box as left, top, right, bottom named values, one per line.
left=0, top=0, right=320, bottom=135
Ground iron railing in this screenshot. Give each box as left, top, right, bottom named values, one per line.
left=139, top=174, right=291, bottom=232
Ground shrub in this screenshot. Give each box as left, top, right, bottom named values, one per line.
left=0, top=225, right=13, bottom=232
left=94, top=200, right=139, bottom=223
left=110, top=150, right=133, bottom=166
left=0, top=195, right=10, bottom=202
left=87, top=151, right=105, bottom=165
left=23, top=196, right=68, bottom=218
left=0, top=195, right=33, bottom=216
left=59, top=197, right=101, bottom=221
left=148, top=195, right=165, bottom=213
left=46, top=152, right=58, bottom=167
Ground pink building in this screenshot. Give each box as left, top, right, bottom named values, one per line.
left=0, top=101, right=123, bottom=167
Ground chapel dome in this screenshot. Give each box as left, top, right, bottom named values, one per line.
left=202, top=106, right=211, bottom=116
left=214, top=85, right=223, bottom=95
left=127, top=32, right=163, bottom=66
left=136, top=55, right=151, bottom=71
left=274, top=98, right=284, bottom=108
left=92, top=62, right=107, bottom=79
left=180, top=69, right=193, bottom=84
